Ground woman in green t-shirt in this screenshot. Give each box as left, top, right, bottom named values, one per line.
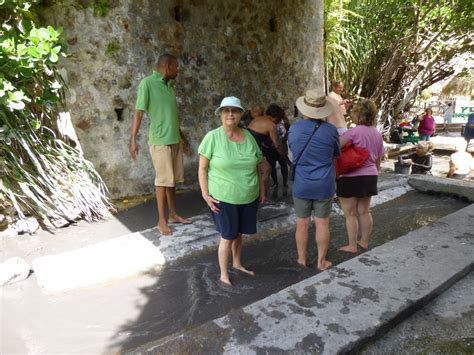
left=198, top=96, right=267, bottom=286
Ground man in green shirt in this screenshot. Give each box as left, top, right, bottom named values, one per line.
left=130, top=53, right=192, bottom=235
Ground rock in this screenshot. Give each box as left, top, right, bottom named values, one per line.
left=14, top=218, right=40, bottom=235
left=0, top=257, right=32, bottom=286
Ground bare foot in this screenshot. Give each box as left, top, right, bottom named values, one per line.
left=317, top=260, right=333, bottom=271
left=220, top=277, right=233, bottom=287
left=168, top=215, right=192, bottom=225
left=296, top=259, right=306, bottom=268
left=232, top=265, right=255, bottom=276
left=157, top=222, right=172, bottom=236
left=339, top=245, right=358, bottom=254
left=357, top=241, right=369, bottom=250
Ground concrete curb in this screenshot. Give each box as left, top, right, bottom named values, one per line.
left=408, top=175, right=474, bottom=202
left=132, top=204, right=474, bottom=354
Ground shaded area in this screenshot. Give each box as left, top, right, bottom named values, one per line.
left=361, top=272, right=474, bottom=354
left=112, top=190, right=208, bottom=233
left=110, top=191, right=468, bottom=352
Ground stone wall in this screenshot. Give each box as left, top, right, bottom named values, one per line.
left=42, top=0, right=324, bottom=198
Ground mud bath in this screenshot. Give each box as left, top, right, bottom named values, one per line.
left=110, top=191, right=468, bottom=352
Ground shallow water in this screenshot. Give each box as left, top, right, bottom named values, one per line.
left=111, top=191, right=468, bottom=351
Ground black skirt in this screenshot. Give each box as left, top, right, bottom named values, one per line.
left=337, top=175, right=378, bottom=198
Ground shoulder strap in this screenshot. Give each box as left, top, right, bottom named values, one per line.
left=292, top=121, right=321, bottom=166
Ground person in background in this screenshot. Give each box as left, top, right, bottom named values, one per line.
left=417, top=107, right=436, bottom=141
left=442, top=102, right=454, bottom=133
left=130, top=53, right=192, bottom=236
left=266, top=103, right=290, bottom=188
left=337, top=99, right=384, bottom=253
left=398, top=141, right=434, bottom=175
left=240, top=104, right=264, bottom=128
left=328, top=80, right=352, bottom=135
left=198, top=96, right=267, bottom=286
left=447, top=141, right=473, bottom=180
left=247, top=105, right=283, bottom=188
left=288, top=89, right=340, bottom=271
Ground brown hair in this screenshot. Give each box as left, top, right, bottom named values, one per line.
left=352, top=99, right=377, bottom=126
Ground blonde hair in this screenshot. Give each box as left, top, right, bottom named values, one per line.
left=416, top=141, right=434, bottom=154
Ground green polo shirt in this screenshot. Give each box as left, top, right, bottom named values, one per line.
left=135, top=71, right=180, bottom=146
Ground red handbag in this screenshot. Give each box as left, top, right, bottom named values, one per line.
left=335, top=141, right=369, bottom=176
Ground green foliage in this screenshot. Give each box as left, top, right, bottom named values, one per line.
left=72, top=0, right=110, bottom=17
left=105, top=40, right=120, bottom=57
left=0, top=0, right=112, bottom=230
left=91, top=0, right=110, bottom=17
left=324, top=0, right=474, bottom=135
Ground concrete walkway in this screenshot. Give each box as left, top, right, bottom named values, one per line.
left=1, top=131, right=472, bottom=353
left=132, top=204, right=474, bottom=354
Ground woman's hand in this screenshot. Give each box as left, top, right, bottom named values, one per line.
left=203, top=194, right=220, bottom=213
left=259, top=190, right=267, bottom=205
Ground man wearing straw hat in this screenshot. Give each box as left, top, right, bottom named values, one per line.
left=288, top=89, right=340, bottom=271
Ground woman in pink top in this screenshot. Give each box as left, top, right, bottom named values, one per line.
left=417, top=107, right=436, bottom=141
left=337, top=100, right=384, bottom=253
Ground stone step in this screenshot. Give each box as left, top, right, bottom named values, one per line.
left=130, top=204, right=474, bottom=354
left=408, top=175, right=474, bottom=202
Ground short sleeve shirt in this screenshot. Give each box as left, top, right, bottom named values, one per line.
left=288, top=119, right=340, bottom=200
left=198, top=127, right=263, bottom=204
left=340, top=125, right=384, bottom=177
left=135, top=71, right=180, bottom=146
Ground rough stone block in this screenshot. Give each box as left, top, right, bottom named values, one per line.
left=408, top=175, right=474, bottom=202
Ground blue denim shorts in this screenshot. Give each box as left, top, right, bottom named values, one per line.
left=211, top=199, right=258, bottom=240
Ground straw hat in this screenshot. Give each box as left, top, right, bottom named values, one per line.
left=295, top=89, right=334, bottom=119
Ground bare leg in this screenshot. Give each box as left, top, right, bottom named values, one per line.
left=295, top=217, right=310, bottom=266
left=218, top=238, right=233, bottom=286
left=156, top=186, right=171, bottom=235
left=338, top=197, right=358, bottom=253
left=357, top=197, right=373, bottom=249
left=166, top=186, right=192, bottom=224
left=314, top=217, right=332, bottom=271
left=232, top=234, right=255, bottom=276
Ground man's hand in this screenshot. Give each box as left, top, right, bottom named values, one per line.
left=130, top=140, right=139, bottom=160
left=130, top=110, right=144, bottom=160
left=182, top=140, right=192, bottom=156
left=180, top=129, right=193, bottom=156
left=343, top=99, right=352, bottom=110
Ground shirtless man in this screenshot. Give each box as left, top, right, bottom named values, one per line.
left=247, top=105, right=283, bottom=189
left=328, top=80, right=352, bottom=135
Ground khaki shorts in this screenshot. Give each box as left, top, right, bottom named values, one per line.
left=149, top=143, right=184, bottom=187
left=293, top=196, right=333, bottom=219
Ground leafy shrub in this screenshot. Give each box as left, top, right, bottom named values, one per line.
left=0, top=0, right=112, bottom=231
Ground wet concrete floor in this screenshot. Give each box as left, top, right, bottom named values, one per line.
left=109, top=191, right=468, bottom=352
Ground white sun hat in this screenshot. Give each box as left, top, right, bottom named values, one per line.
left=215, top=96, right=244, bottom=115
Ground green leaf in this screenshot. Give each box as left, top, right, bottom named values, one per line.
left=49, top=52, right=58, bottom=63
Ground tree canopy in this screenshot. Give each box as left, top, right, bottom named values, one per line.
left=325, top=0, right=474, bottom=135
